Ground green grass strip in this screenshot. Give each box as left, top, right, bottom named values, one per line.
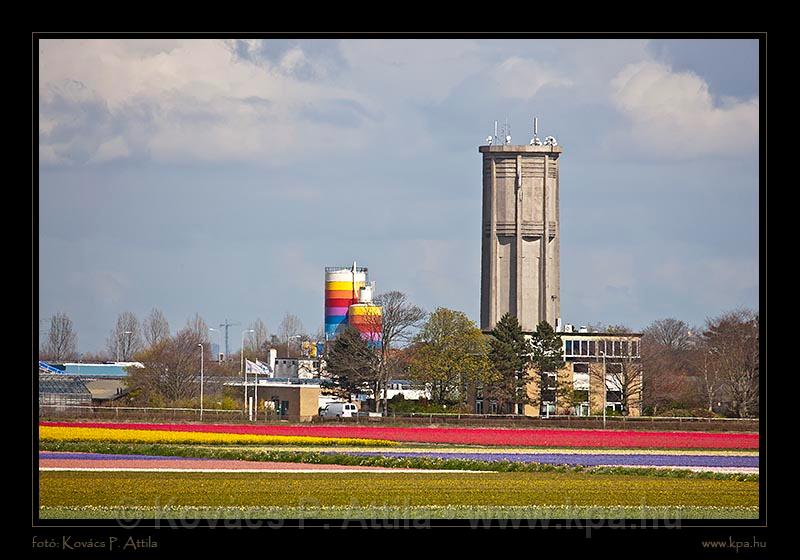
left=39, top=440, right=758, bottom=482
left=39, top=504, right=759, bottom=520
left=39, top=471, right=758, bottom=511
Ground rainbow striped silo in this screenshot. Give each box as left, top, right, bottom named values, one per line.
left=348, top=302, right=382, bottom=348
left=324, top=265, right=367, bottom=339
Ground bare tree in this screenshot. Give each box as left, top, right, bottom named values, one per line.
left=245, top=319, right=270, bottom=356
left=143, top=308, right=170, bottom=348
left=277, top=312, right=306, bottom=358
left=127, top=326, right=218, bottom=405
left=106, top=311, right=143, bottom=362
left=703, top=309, right=759, bottom=418
left=590, top=333, right=643, bottom=416
left=644, top=318, right=692, bottom=351
left=641, top=318, right=702, bottom=415
left=690, top=338, right=722, bottom=414
left=373, top=291, right=426, bottom=413
left=42, top=312, right=77, bottom=361
left=185, top=313, right=210, bottom=345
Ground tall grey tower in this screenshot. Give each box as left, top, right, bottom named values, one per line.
left=479, top=131, right=562, bottom=333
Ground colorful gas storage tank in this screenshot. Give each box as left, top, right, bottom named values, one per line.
left=324, top=266, right=367, bottom=339
left=348, top=303, right=383, bottom=348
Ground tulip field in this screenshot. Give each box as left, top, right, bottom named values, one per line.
left=38, top=421, right=759, bottom=520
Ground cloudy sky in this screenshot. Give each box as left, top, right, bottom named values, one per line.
left=38, top=37, right=760, bottom=353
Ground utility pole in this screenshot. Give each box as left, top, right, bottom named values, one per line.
left=219, top=319, right=241, bottom=358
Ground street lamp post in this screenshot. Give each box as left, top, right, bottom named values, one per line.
left=241, top=329, right=255, bottom=417
left=287, top=334, right=302, bottom=359
left=198, top=343, right=204, bottom=422
left=600, top=351, right=607, bottom=429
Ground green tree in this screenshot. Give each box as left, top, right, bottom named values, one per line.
left=529, top=321, right=565, bottom=414
left=325, top=326, right=381, bottom=404
left=487, top=313, right=533, bottom=414
left=407, top=308, right=490, bottom=406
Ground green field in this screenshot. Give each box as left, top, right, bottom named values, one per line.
left=39, top=471, right=758, bottom=519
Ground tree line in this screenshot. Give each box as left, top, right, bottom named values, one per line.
left=38, top=309, right=318, bottom=408
left=39, top=301, right=759, bottom=418
left=327, top=304, right=759, bottom=419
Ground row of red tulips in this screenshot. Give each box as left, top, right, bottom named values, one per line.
left=40, top=421, right=758, bottom=449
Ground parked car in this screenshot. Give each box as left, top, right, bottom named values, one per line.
left=319, top=402, right=359, bottom=419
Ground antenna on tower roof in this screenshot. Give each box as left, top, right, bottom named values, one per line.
left=530, top=117, right=542, bottom=145
left=494, top=120, right=498, bottom=145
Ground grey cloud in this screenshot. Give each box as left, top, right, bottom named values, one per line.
left=40, top=80, right=116, bottom=164
left=648, top=39, right=759, bottom=99
left=227, top=38, right=348, bottom=80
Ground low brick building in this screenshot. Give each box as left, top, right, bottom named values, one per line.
left=231, top=380, right=322, bottom=421
left=530, top=330, right=643, bottom=417
left=474, top=329, right=643, bottom=417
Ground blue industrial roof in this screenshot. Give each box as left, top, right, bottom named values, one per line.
left=39, top=362, right=140, bottom=378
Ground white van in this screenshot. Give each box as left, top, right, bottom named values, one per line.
left=319, top=402, right=358, bottom=419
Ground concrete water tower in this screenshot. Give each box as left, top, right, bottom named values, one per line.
left=479, top=119, right=562, bottom=332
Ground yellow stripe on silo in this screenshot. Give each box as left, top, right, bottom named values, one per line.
left=326, top=281, right=366, bottom=291
left=349, top=305, right=382, bottom=316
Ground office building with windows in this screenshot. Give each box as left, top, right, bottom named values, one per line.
left=536, top=329, right=643, bottom=417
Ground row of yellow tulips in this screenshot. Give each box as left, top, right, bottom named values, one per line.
left=39, top=426, right=397, bottom=447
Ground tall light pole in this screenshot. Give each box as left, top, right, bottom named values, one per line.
left=241, top=329, right=254, bottom=414
left=600, top=350, right=607, bottom=429
left=287, top=334, right=302, bottom=359
left=198, top=343, right=204, bottom=421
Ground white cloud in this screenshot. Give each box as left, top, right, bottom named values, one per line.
left=38, top=39, right=377, bottom=166
left=493, top=57, right=572, bottom=99
left=610, top=61, right=758, bottom=159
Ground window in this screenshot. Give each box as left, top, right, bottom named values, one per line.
left=573, top=403, right=590, bottom=417
left=565, top=340, right=573, bottom=355
left=541, top=389, right=556, bottom=402
left=606, top=391, right=622, bottom=403
left=589, top=341, right=596, bottom=356
left=580, top=340, right=588, bottom=356
left=476, top=400, right=483, bottom=414
left=622, top=341, right=629, bottom=356
left=632, top=340, right=639, bottom=357
left=573, top=363, right=589, bottom=374
left=573, top=389, right=589, bottom=402
left=606, top=363, right=622, bottom=374
left=613, top=341, right=621, bottom=356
